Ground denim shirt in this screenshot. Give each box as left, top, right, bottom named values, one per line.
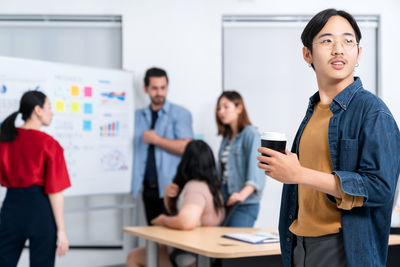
left=131, top=101, right=193, bottom=198
left=217, top=125, right=266, bottom=205
left=279, top=77, right=400, bottom=267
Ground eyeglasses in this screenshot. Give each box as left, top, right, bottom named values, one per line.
left=312, top=36, right=358, bottom=51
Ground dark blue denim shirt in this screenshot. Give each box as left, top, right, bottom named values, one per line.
left=279, top=77, right=400, bottom=267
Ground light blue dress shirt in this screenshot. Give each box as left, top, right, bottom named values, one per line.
left=131, top=101, right=193, bottom=198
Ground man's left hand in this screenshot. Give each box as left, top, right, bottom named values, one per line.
left=257, top=148, right=303, bottom=184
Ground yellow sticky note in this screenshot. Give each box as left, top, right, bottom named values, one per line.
left=70, top=85, right=79, bottom=96
left=71, top=102, right=80, bottom=113
left=55, top=100, right=65, bottom=112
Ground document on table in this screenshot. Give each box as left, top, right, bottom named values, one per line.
left=222, top=232, right=280, bottom=244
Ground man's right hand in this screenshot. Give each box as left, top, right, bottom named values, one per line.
left=165, top=183, right=179, bottom=198
left=142, top=130, right=159, bottom=145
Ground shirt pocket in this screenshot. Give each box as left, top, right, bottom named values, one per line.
left=338, top=139, right=359, bottom=171
left=159, top=118, right=174, bottom=139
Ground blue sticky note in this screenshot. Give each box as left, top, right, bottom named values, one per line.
left=84, top=103, right=93, bottom=114
left=83, top=120, right=92, bottom=131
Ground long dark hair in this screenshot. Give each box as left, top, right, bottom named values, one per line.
left=169, top=140, right=223, bottom=215
left=216, top=91, right=252, bottom=138
left=0, top=91, right=47, bottom=142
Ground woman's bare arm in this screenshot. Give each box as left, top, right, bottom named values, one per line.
left=151, top=203, right=203, bottom=230
left=48, top=192, right=69, bottom=256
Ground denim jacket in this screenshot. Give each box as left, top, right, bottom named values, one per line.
left=217, top=125, right=266, bottom=205
left=279, top=77, right=400, bottom=267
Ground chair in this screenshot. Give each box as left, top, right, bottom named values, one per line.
left=211, top=202, right=240, bottom=267
left=169, top=249, right=196, bottom=267
left=220, top=202, right=240, bottom=226
left=169, top=202, right=240, bottom=267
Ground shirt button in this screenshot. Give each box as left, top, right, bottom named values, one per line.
left=287, top=237, right=291, bottom=242
left=289, top=215, right=293, bottom=219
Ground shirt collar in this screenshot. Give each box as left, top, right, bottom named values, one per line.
left=225, top=125, right=248, bottom=142
left=160, top=100, right=170, bottom=114
left=145, top=100, right=170, bottom=115
left=308, top=77, right=363, bottom=110
left=332, top=77, right=363, bottom=110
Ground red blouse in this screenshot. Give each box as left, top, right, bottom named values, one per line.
left=0, top=128, right=71, bottom=194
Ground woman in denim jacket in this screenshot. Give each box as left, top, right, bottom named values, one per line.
left=216, top=91, right=266, bottom=227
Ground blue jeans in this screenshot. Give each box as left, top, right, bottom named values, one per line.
left=226, top=203, right=260, bottom=227
left=222, top=184, right=260, bottom=227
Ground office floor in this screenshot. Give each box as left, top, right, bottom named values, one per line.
left=17, top=248, right=126, bottom=267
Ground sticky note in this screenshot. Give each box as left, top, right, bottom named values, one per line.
left=54, top=85, right=67, bottom=98
left=84, top=86, right=92, bottom=97
left=71, top=102, right=80, bottom=113
left=55, top=100, right=65, bottom=112
left=1, top=85, right=6, bottom=94
left=70, top=85, right=79, bottom=96
left=83, top=120, right=92, bottom=131
left=84, top=103, right=93, bottom=114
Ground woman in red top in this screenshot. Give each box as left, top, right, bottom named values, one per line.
left=0, top=91, right=71, bottom=267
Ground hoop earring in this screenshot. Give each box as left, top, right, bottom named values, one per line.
left=355, top=63, right=359, bottom=67
left=308, top=64, right=312, bottom=68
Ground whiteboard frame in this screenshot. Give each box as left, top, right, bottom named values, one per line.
left=0, top=56, right=134, bottom=197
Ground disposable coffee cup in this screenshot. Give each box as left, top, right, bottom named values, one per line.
left=261, top=132, right=287, bottom=155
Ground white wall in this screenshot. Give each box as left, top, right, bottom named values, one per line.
left=1, top=0, right=399, bottom=229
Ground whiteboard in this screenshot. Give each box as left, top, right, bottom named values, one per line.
left=223, top=16, right=378, bottom=228
left=0, top=56, right=134, bottom=197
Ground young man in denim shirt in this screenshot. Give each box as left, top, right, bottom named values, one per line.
left=258, top=9, right=400, bottom=267
left=132, top=68, right=193, bottom=224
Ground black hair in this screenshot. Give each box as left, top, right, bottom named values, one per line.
left=0, top=91, right=46, bottom=142
left=144, top=67, right=169, bottom=87
left=301, top=8, right=362, bottom=69
left=169, top=140, right=223, bottom=215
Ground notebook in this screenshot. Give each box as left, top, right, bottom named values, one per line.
left=222, top=232, right=280, bottom=244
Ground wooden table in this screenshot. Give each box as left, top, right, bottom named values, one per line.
left=124, top=226, right=278, bottom=267
left=123, top=226, right=400, bottom=267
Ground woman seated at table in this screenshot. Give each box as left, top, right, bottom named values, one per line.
left=127, top=140, right=225, bottom=267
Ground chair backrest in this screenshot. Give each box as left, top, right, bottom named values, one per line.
left=220, top=202, right=240, bottom=226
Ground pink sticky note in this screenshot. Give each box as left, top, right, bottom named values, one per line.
left=84, top=86, right=92, bottom=97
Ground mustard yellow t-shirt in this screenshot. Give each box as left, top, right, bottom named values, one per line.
left=289, top=103, right=363, bottom=237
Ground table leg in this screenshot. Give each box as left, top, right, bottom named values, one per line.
left=197, top=255, right=211, bottom=267
left=146, top=240, right=158, bottom=267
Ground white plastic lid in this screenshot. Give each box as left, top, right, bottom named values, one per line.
left=261, top=132, right=286, bottom=141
